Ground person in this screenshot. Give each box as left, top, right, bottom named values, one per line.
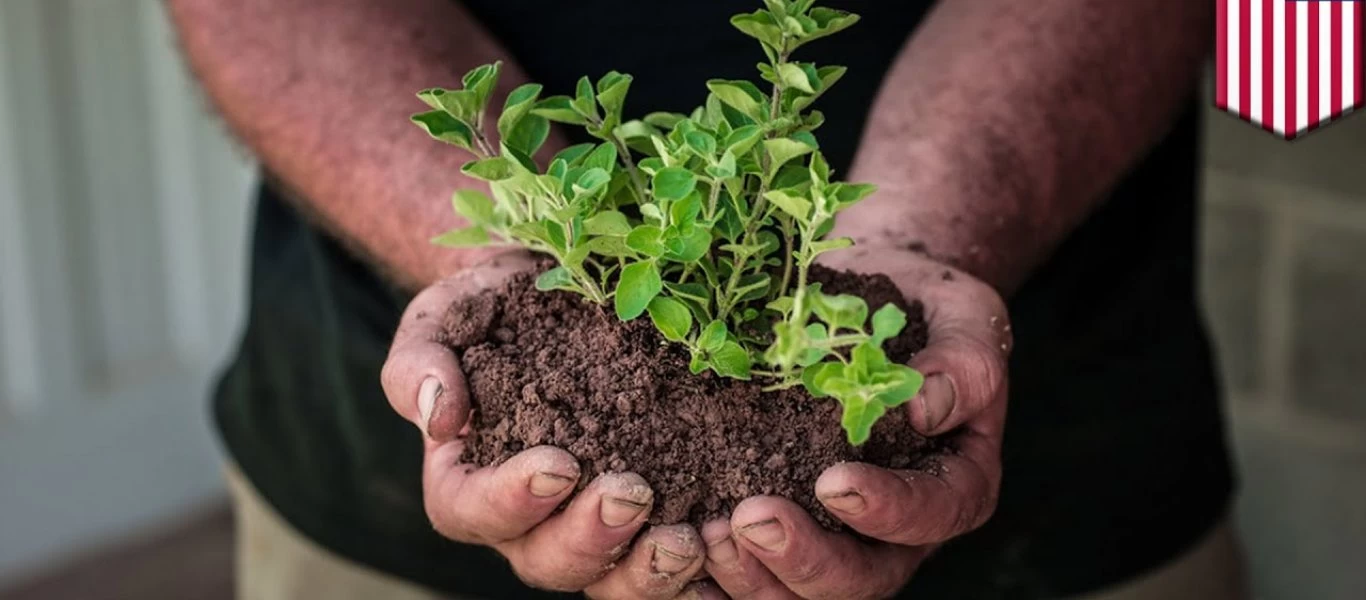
left=167, top=0, right=1250, bottom=598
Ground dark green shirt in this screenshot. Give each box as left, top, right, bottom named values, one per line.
left=213, top=1, right=1234, bottom=597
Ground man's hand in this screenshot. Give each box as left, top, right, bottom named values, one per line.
left=381, top=252, right=709, bottom=599
left=701, top=248, right=1011, bottom=599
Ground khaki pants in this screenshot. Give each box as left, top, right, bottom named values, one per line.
left=227, top=467, right=1247, bottom=600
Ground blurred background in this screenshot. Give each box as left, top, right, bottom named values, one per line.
left=0, top=1, right=1361, bottom=599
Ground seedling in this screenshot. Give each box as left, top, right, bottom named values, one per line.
left=411, top=0, right=924, bottom=445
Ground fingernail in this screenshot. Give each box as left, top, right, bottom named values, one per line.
left=418, top=377, right=441, bottom=436
left=918, top=374, right=955, bottom=432
left=601, top=496, right=649, bottom=526
left=528, top=472, right=575, bottom=497
left=820, top=490, right=867, bottom=515
left=703, top=531, right=738, bottom=565
left=651, top=542, right=697, bottom=575
left=737, top=519, right=786, bottom=552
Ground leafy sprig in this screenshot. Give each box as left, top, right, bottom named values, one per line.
left=411, top=0, right=923, bottom=445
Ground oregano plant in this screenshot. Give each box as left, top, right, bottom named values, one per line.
left=411, top=0, right=924, bottom=445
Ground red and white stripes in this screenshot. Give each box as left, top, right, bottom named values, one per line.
left=1217, top=0, right=1362, bottom=139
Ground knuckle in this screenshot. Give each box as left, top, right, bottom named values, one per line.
left=510, top=555, right=584, bottom=593
left=782, top=555, right=831, bottom=587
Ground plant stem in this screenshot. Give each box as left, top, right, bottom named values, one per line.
left=471, top=125, right=497, bottom=158
left=706, top=178, right=722, bottom=221
left=613, top=137, right=648, bottom=202
left=776, top=218, right=795, bottom=298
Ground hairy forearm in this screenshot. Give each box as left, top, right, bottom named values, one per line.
left=833, top=0, right=1211, bottom=294
left=166, top=0, right=550, bottom=290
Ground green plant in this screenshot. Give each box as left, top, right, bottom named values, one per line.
left=411, top=0, right=923, bottom=445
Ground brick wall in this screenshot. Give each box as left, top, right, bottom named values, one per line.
left=1201, top=108, right=1366, bottom=600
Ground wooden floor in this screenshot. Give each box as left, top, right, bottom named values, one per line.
left=0, top=502, right=234, bottom=600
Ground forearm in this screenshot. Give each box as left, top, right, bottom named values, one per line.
left=833, top=0, right=1211, bottom=294
left=166, top=0, right=551, bottom=289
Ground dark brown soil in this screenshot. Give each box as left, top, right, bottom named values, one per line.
left=442, top=265, right=943, bottom=529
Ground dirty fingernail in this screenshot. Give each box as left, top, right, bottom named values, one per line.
left=601, top=496, right=649, bottom=526
left=652, top=542, right=697, bottom=575
left=737, top=519, right=786, bottom=552
left=417, top=377, right=441, bottom=435
left=820, top=490, right=867, bottom=515
left=528, top=472, right=575, bottom=497
left=918, top=374, right=955, bottom=432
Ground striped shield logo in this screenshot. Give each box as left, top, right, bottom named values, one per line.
left=1217, top=0, right=1363, bottom=139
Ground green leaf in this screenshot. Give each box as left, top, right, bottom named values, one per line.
left=764, top=189, right=811, bottom=220
left=461, top=157, right=514, bottom=181
left=666, top=226, right=709, bottom=263
left=698, top=320, right=728, bottom=353
left=535, top=266, right=578, bottom=292
left=764, top=138, right=816, bottom=176
left=652, top=167, right=697, bottom=201
left=689, top=352, right=709, bottom=375
left=552, top=143, right=596, bottom=166
left=584, top=211, right=632, bottom=236
left=497, top=83, right=543, bottom=141
left=706, top=150, right=738, bottom=179
left=451, top=190, right=495, bottom=226
left=670, top=191, right=702, bottom=226
left=431, top=226, right=490, bottom=247
left=665, top=281, right=711, bottom=307
left=709, top=342, right=752, bottom=380
left=841, top=395, right=884, bottom=446
left=419, top=88, right=482, bottom=123
left=505, top=114, right=550, bottom=156
left=724, top=125, right=764, bottom=155
left=777, top=63, right=816, bottom=93
left=766, top=296, right=794, bottom=315
left=871, top=304, right=908, bottom=345
left=639, top=203, right=664, bottom=222
left=583, top=143, right=618, bottom=171
left=584, top=235, right=633, bottom=257
left=849, top=342, right=890, bottom=380
left=647, top=297, right=693, bottom=342
left=626, top=225, right=668, bottom=257
left=802, top=362, right=842, bottom=398
left=831, top=182, right=879, bottom=207
left=543, top=219, right=568, bottom=252
left=706, top=80, right=765, bottom=121
left=531, top=96, right=588, bottom=125
left=615, top=260, right=663, bottom=320
left=811, top=292, right=869, bottom=333
left=684, top=131, right=717, bottom=157
left=735, top=273, right=772, bottom=303
left=874, top=365, right=925, bottom=408
left=809, top=237, right=854, bottom=255
left=411, top=111, right=476, bottom=150
left=596, top=71, right=633, bottom=116
left=573, top=76, right=599, bottom=120
left=461, top=62, right=501, bottom=109
left=807, top=8, right=861, bottom=43
left=501, top=144, right=540, bottom=174
left=730, top=11, right=785, bottom=51
left=810, top=151, right=831, bottom=184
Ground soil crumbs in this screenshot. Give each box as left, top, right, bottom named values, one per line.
left=443, top=265, right=941, bottom=529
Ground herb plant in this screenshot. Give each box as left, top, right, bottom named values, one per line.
left=411, top=0, right=924, bottom=445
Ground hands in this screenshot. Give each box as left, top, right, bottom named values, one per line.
left=381, top=248, right=1009, bottom=599
left=700, top=248, right=1011, bottom=599
left=381, top=251, right=708, bottom=599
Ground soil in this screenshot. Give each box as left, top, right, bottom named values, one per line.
left=442, top=265, right=944, bottom=529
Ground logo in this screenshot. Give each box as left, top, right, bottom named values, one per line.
left=1217, top=0, right=1362, bottom=139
